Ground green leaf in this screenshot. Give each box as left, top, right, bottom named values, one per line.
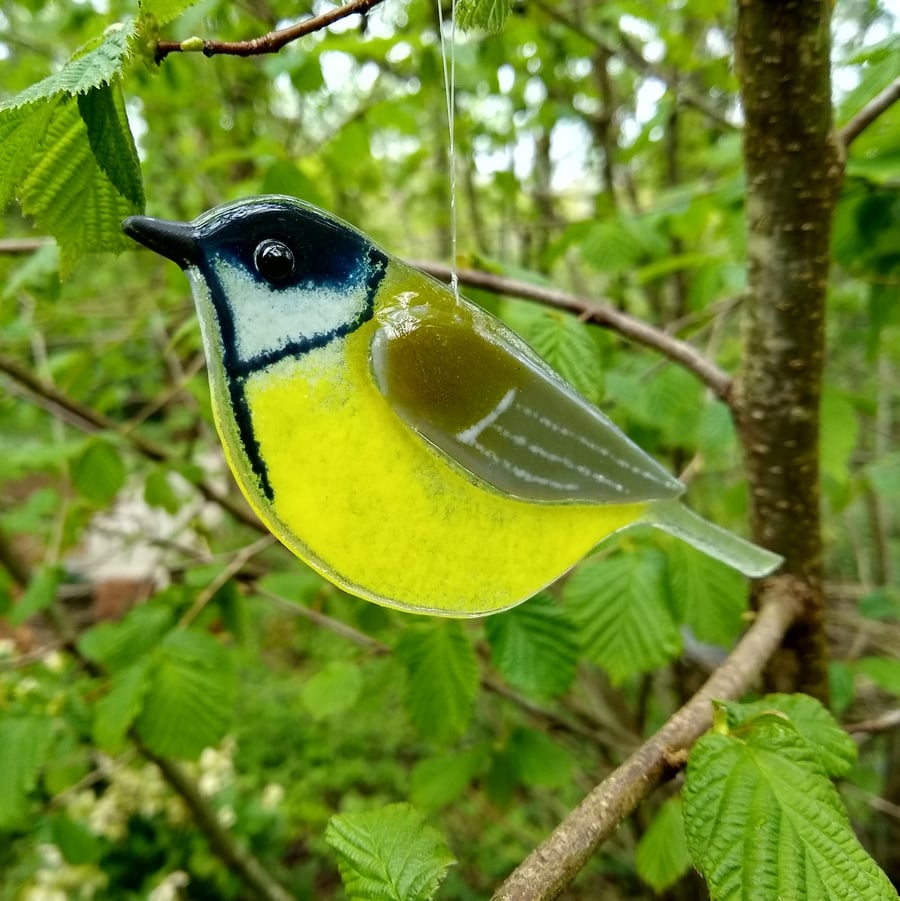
left=0, top=21, right=136, bottom=111
left=820, top=389, right=859, bottom=486
left=301, top=660, right=364, bottom=720
left=505, top=727, right=572, bottom=789
left=458, top=0, right=514, bottom=32
left=642, top=365, right=704, bottom=448
left=564, top=549, right=681, bottom=683
left=857, top=657, right=900, bottom=695
left=70, top=437, right=127, bottom=505
left=667, top=542, right=747, bottom=647
left=140, top=0, right=200, bottom=27
left=0, top=715, right=53, bottom=830
left=144, top=468, right=182, bottom=514
left=326, top=803, right=455, bottom=901
left=19, top=98, right=141, bottom=274
left=521, top=311, right=604, bottom=403
left=724, top=694, right=857, bottom=779
left=485, top=593, right=579, bottom=698
left=11, top=564, right=63, bottom=626
left=77, top=82, right=145, bottom=208
left=395, top=622, right=479, bottom=743
left=635, top=798, right=691, bottom=893
left=135, top=629, right=236, bottom=759
left=0, top=100, right=59, bottom=210
left=93, top=658, right=154, bottom=754
left=684, top=716, right=894, bottom=901
left=411, top=746, right=487, bottom=813
left=828, top=661, right=856, bottom=716
left=50, top=814, right=103, bottom=865
left=78, top=603, right=174, bottom=672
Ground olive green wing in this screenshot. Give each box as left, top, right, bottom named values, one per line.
left=370, top=297, right=684, bottom=505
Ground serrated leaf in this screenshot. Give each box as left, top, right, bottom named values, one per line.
left=725, top=694, right=857, bottom=778
left=485, top=593, right=578, bottom=698
left=0, top=715, right=53, bottom=830
left=505, top=727, right=572, bottom=789
left=667, top=542, right=747, bottom=646
left=395, top=622, right=478, bottom=743
left=684, top=717, right=895, bottom=901
left=301, top=660, right=363, bottom=720
left=564, top=550, right=681, bottom=683
left=135, top=629, right=236, bottom=759
left=0, top=100, right=59, bottom=210
left=140, top=0, right=200, bottom=26
left=93, top=658, right=153, bottom=754
left=326, top=803, right=455, bottom=901
left=20, top=98, right=140, bottom=274
left=522, top=311, right=604, bottom=403
left=78, top=604, right=174, bottom=672
left=77, top=82, right=144, bottom=208
left=411, top=746, right=487, bottom=813
left=642, top=365, right=704, bottom=448
left=70, top=437, right=126, bottom=505
left=458, top=0, right=513, bottom=32
left=580, top=216, right=665, bottom=275
left=635, top=798, right=691, bottom=893
left=0, top=22, right=136, bottom=111
left=11, top=564, right=63, bottom=626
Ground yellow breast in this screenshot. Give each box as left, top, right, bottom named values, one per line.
left=213, top=278, right=644, bottom=615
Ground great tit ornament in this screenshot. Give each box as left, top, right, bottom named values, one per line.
left=123, top=196, right=781, bottom=616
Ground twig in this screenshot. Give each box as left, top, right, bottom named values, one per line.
left=0, top=350, right=264, bottom=534
left=846, top=708, right=900, bottom=736
left=413, top=262, right=734, bottom=403
left=154, top=0, right=387, bottom=62
left=178, top=535, right=276, bottom=629
left=839, top=75, right=900, bottom=148
left=0, top=237, right=53, bottom=254
left=491, top=575, right=803, bottom=901
left=138, top=742, right=296, bottom=901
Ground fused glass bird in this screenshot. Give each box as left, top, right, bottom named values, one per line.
left=122, top=197, right=781, bottom=616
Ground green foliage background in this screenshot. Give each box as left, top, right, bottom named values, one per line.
left=1, top=0, right=899, bottom=898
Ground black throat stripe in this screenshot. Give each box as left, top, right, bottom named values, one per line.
left=203, top=248, right=388, bottom=502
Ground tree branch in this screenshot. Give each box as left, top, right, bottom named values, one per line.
left=491, top=576, right=803, bottom=901
left=414, top=261, right=734, bottom=403
left=139, top=743, right=295, bottom=901
left=839, top=75, right=900, bottom=149
left=154, top=0, right=387, bottom=62
left=0, top=350, right=264, bottom=534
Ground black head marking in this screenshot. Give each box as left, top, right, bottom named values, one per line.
left=192, top=196, right=379, bottom=294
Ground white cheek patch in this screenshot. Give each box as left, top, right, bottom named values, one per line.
left=215, top=261, right=371, bottom=365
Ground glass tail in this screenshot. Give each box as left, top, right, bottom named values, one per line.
left=648, top=499, right=783, bottom=578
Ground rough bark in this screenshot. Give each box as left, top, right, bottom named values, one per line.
left=733, top=0, right=844, bottom=700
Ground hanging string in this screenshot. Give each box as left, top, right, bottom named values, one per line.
left=436, top=0, right=459, bottom=301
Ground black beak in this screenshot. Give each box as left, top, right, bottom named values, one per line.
left=122, top=215, right=199, bottom=268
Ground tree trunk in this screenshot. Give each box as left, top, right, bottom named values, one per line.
left=734, top=0, right=844, bottom=700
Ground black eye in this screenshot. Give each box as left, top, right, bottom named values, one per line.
left=253, top=239, right=295, bottom=283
